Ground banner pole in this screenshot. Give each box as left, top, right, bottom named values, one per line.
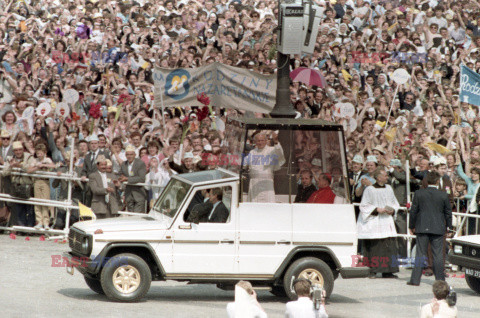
left=385, top=84, right=400, bottom=129
left=406, top=159, right=412, bottom=264
left=160, top=85, right=166, bottom=128
left=64, top=137, right=75, bottom=231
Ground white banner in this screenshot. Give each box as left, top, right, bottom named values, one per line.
left=153, top=62, right=276, bottom=113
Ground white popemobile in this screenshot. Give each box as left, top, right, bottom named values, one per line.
left=63, top=118, right=370, bottom=302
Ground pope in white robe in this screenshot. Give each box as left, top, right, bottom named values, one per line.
left=246, top=133, right=285, bottom=202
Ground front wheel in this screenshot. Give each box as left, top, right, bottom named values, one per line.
left=100, top=253, right=152, bottom=302
left=283, top=257, right=334, bottom=300
left=466, top=275, right=480, bottom=294
left=84, top=276, right=104, bottom=295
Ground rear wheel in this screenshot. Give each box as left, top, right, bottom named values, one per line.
left=466, top=275, right=480, bottom=294
left=283, top=257, right=334, bottom=300
left=84, top=276, right=104, bottom=295
left=100, top=253, right=152, bottom=302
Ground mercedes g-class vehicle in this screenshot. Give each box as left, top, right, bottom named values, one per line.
left=63, top=118, right=369, bottom=302
left=448, top=235, right=480, bottom=294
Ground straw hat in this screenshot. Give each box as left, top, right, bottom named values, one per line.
left=12, top=141, right=23, bottom=150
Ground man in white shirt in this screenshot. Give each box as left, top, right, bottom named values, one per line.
left=170, top=18, right=189, bottom=36
left=420, top=281, right=457, bottom=318
left=88, top=155, right=117, bottom=218
left=428, top=7, right=448, bottom=30
left=285, top=279, right=328, bottom=318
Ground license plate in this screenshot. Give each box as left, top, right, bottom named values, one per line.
left=465, top=268, right=480, bottom=278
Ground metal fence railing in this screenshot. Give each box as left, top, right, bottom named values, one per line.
left=0, top=137, right=166, bottom=238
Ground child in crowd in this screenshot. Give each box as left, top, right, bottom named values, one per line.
left=453, top=179, right=468, bottom=212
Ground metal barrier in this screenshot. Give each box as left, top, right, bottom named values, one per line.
left=0, top=144, right=167, bottom=238
left=352, top=159, right=480, bottom=263
left=0, top=137, right=77, bottom=238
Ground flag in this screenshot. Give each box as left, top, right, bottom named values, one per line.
left=341, top=69, right=352, bottom=81
left=317, top=59, right=327, bottom=69
left=79, top=202, right=96, bottom=219
left=385, top=127, right=397, bottom=142
left=460, top=64, right=480, bottom=107
left=426, top=142, right=450, bottom=155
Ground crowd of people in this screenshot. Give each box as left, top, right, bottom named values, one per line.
left=0, top=0, right=477, bottom=265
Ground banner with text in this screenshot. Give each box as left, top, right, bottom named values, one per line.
left=460, top=64, right=480, bottom=107
left=153, top=62, right=276, bottom=113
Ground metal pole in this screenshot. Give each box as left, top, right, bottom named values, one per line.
left=406, top=160, right=412, bottom=262
left=385, top=84, right=400, bottom=129
left=160, top=84, right=166, bottom=128
left=269, top=0, right=296, bottom=118
left=64, top=137, right=75, bottom=230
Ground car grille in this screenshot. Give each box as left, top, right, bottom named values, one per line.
left=462, top=245, right=480, bottom=260
left=68, top=228, right=85, bottom=255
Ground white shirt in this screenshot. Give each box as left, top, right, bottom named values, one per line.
left=90, top=150, right=99, bottom=162
left=428, top=17, right=448, bottom=30
left=100, top=171, right=109, bottom=203
left=226, top=302, right=267, bottom=318
left=99, top=172, right=108, bottom=188
left=208, top=201, right=220, bottom=220
left=1, top=145, right=10, bottom=158
left=285, top=297, right=328, bottom=318
left=420, top=299, right=457, bottom=318
left=127, top=161, right=134, bottom=177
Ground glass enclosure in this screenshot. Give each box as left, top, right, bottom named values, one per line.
left=224, top=118, right=349, bottom=204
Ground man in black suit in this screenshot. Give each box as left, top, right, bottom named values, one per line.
left=206, top=188, right=229, bottom=223
left=81, top=135, right=111, bottom=179
left=407, top=172, right=453, bottom=286
left=294, top=170, right=317, bottom=203
left=349, top=155, right=365, bottom=203
left=187, top=200, right=213, bottom=224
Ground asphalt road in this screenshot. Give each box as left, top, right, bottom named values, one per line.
left=1, top=234, right=479, bottom=318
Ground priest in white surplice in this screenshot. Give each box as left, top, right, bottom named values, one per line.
left=357, top=168, right=400, bottom=278
left=246, top=132, right=285, bottom=202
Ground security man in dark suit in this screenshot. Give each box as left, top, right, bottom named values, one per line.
left=421, top=158, right=454, bottom=276
left=407, top=171, right=453, bottom=286
left=206, top=188, right=229, bottom=223
left=187, top=188, right=229, bottom=223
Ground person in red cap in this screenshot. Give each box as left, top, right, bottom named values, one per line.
left=306, top=173, right=336, bottom=204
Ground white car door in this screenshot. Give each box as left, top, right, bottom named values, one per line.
left=237, top=203, right=293, bottom=275
left=169, top=185, right=236, bottom=275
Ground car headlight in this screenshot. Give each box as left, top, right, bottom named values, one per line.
left=454, top=245, right=462, bottom=254
left=82, top=237, right=89, bottom=253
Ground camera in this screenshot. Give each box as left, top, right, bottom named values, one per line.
left=0, top=93, right=3, bottom=99
left=446, top=286, right=457, bottom=307
left=311, top=284, right=324, bottom=310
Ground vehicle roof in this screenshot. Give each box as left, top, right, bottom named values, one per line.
left=229, top=117, right=344, bottom=131
left=172, top=168, right=239, bottom=186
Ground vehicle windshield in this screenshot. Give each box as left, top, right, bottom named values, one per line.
left=152, top=178, right=191, bottom=220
